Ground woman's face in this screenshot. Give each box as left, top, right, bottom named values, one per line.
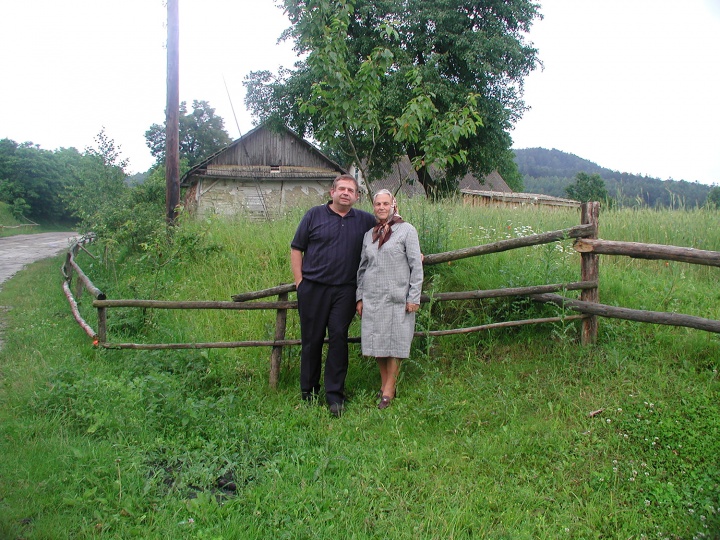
left=373, top=193, right=393, bottom=220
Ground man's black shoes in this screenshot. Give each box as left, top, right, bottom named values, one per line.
left=328, top=402, right=344, bottom=418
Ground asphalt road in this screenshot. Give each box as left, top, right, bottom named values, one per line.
left=0, top=232, right=78, bottom=349
left=0, top=231, right=78, bottom=288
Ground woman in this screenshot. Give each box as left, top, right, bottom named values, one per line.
left=356, top=189, right=424, bottom=410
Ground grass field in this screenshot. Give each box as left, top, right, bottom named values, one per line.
left=0, top=202, right=72, bottom=237
left=0, top=202, right=718, bottom=539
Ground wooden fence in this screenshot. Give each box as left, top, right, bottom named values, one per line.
left=1, top=221, right=39, bottom=232
left=61, top=202, right=720, bottom=388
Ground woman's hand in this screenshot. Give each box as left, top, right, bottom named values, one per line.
left=356, top=300, right=363, bottom=317
left=406, top=303, right=420, bottom=313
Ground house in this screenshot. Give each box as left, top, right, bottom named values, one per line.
left=350, top=156, right=511, bottom=198
left=181, top=124, right=346, bottom=219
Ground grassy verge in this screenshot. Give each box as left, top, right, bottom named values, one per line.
left=0, top=203, right=718, bottom=539
left=0, top=202, right=74, bottom=237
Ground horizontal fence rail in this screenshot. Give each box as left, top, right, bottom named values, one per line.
left=61, top=235, right=103, bottom=342
left=414, top=224, right=595, bottom=265
left=532, top=293, right=720, bottom=334
left=574, top=239, right=720, bottom=267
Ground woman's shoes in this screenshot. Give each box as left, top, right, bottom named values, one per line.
left=378, top=396, right=393, bottom=410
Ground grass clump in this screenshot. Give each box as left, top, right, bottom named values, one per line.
left=0, top=203, right=719, bottom=539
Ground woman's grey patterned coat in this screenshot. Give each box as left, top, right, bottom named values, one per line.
left=356, top=222, right=424, bottom=358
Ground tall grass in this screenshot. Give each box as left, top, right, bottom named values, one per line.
left=0, top=203, right=718, bottom=539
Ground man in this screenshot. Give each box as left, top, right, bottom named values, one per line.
left=291, top=174, right=377, bottom=417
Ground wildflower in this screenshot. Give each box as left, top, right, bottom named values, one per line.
left=606, top=418, right=611, bottom=424
left=645, top=500, right=651, bottom=506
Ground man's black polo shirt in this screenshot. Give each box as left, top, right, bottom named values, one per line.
left=291, top=202, right=376, bottom=286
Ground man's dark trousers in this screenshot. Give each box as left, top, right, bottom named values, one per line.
left=297, top=279, right=357, bottom=406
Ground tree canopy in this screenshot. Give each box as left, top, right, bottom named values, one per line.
left=244, top=0, right=540, bottom=196
left=707, top=186, right=720, bottom=208
left=0, top=139, right=84, bottom=222
left=565, top=172, right=609, bottom=203
left=145, top=100, right=232, bottom=168
left=61, top=129, right=130, bottom=234
left=0, top=129, right=141, bottom=225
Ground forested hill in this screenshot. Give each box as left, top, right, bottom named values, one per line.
left=514, top=148, right=712, bottom=208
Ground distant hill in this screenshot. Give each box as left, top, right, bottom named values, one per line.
left=513, top=148, right=712, bottom=208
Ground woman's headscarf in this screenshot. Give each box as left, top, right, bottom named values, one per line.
left=371, top=189, right=404, bottom=249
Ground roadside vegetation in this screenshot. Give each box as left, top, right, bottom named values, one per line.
left=0, top=201, right=69, bottom=238
left=1, top=200, right=718, bottom=539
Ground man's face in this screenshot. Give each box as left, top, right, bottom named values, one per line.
left=330, top=179, right=359, bottom=208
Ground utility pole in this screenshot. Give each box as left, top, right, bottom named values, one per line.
left=165, top=0, right=180, bottom=224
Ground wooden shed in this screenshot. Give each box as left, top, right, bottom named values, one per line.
left=181, top=124, right=346, bottom=219
left=461, top=189, right=581, bottom=209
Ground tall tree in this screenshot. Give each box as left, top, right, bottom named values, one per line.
left=565, top=172, right=609, bottom=203
left=245, top=0, right=540, bottom=196
left=145, top=100, right=232, bottom=168
left=62, top=129, right=130, bottom=234
left=707, top=186, right=720, bottom=208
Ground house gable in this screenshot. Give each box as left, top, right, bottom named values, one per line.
left=181, top=124, right=345, bottom=186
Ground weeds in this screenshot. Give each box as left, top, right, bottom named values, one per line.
left=1, top=204, right=719, bottom=538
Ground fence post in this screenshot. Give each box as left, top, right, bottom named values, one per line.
left=64, top=252, right=74, bottom=283
left=97, top=307, right=107, bottom=344
left=269, top=291, right=289, bottom=389
left=580, top=201, right=600, bottom=345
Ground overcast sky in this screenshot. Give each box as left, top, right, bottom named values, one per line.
left=2, top=0, right=719, bottom=185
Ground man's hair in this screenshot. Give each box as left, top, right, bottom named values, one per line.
left=332, top=174, right=359, bottom=192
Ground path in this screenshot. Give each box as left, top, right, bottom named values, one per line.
left=0, top=231, right=78, bottom=349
